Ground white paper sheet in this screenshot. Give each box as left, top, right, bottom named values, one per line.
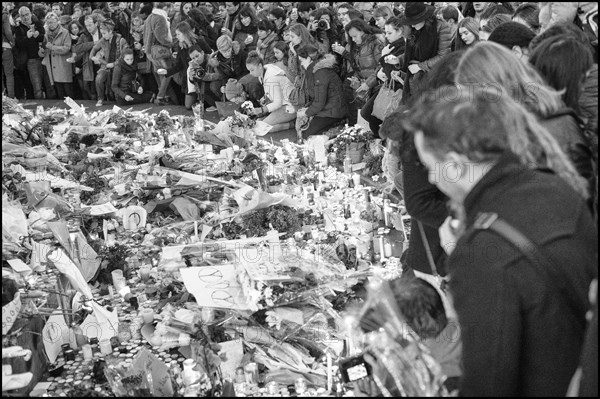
left=180, top=266, right=251, bottom=310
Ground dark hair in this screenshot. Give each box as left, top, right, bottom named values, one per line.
left=441, top=5, right=459, bottom=23
left=512, top=2, right=540, bottom=32
left=257, top=19, right=275, bottom=32
left=344, top=18, right=381, bottom=35
left=480, top=2, right=514, bottom=20
left=297, top=43, right=320, bottom=60
left=347, top=9, right=364, bottom=21
left=336, top=3, right=354, bottom=11
left=197, top=6, right=214, bottom=23
left=314, top=7, right=335, bottom=24
left=390, top=278, right=448, bottom=339
left=530, top=36, right=593, bottom=113
left=383, top=14, right=401, bottom=28
left=245, top=50, right=263, bottom=66
left=529, top=22, right=590, bottom=51
left=269, top=7, right=286, bottom=21
left=122, top=48, right=134, bottom=57
left=139, top=4, right=153, bottom=17
left=187, top=8, right=209, bottom=34
left=481, top=14, right=511, bottom=33
left=179, top=2, right=194, bottom=16
left=297, top=2, right=316, bottom=13
left=273, top=40, right=289, bottom=63
left=380, top=50, right=465, bottom=142
left=52, top=3, right=64, bottom=11
left=238, top=3, right=258, bottom=23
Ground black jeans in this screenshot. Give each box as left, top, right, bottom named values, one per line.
left=55, top=82, right=74, bottom=99
left=360, top=86, right=382, bottom=139
left=304, top=116, right=345, bottom=137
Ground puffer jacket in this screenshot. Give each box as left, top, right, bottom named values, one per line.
left=305, top=54, right=345, bottom=119
left=41, top=25, right=73, bottom=84
left=111, top=55, right=138, bottom=99
left=261, top=63, right=293, bottom=113
left=415, top=19, right=452, bottom=73
left=345, top=33, right=384, bottom=88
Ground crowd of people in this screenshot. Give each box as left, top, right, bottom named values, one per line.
left=1, top=1, right=599, bottom=397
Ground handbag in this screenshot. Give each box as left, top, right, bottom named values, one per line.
left=372, top=80, right=403, bottom=121
left=289, top=73, right=308, bottom=108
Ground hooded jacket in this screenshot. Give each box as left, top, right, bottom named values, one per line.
left=111, top=55, right=138, bottom=99
left=305, top=54, right=345, bottom=119
left=261, top=63, right=294, bottom=113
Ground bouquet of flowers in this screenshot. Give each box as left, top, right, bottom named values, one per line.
left=329, top=124, right=374, bottom=165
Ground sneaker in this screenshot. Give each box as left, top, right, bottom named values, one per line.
left=96, top=99, right=103, bottom=106
left=205, top=106, right=218, bottom=112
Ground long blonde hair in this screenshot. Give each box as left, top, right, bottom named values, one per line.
left=455, top=41, right=564, bottom=118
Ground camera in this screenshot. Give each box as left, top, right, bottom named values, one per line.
left=317, top=20, right=330, bottom=30
left=338, top=353, right=372, bottom=383
left=191, top=66, right=206, bottom=82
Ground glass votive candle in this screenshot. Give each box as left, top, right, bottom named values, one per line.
left=99, top=339, right=113, bottom=355
left=81, top=344, right=93, bottom=360
left=140, top=308, right=154, bottom=324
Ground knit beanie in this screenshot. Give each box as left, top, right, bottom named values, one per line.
left=224, top=79, right=245, bottom=101
left=488, top=21, right=536, bottom=49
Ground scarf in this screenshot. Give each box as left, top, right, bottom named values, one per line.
left=152, top=8, right=172, bottom=42
left=258, top=31, right=277, bottom=51
left=46, top=24, right=61, bottom=44
left=407, top=17, right=438, bottom=63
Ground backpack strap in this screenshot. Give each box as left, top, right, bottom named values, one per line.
left=470, top=212, right=587, bottom=329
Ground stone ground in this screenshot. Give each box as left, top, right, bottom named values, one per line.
left=18, top=99, right=299, bottom=144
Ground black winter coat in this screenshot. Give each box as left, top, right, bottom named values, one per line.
left=449, top=152, right=597, bottom=396
left=111, top=57, right=138, bottom=99
left=400, top=133, right=448, bottom=276
left=305, top=54, right=345, bottom=119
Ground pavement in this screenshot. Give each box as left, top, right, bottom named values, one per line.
left=18, top=99, right=299, bottom=144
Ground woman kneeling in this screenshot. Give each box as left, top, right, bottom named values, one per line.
left=111, top=48, right=153, bottom=106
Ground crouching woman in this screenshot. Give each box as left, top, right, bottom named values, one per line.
left=296, top=45, right=345, bottom=138
left=111, top=48, right=153, bottom=106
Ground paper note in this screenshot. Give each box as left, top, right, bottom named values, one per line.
left=42, top=309, right=70, bottom=364
left=180, top=266, right=250, bottom=310
left=7, top=259, right=32, bottom=276
left=81, top=202, right=118, bottom=215
left=79, top=303, right=119, bottom=341
left=2, top=292, right=22, bottom=335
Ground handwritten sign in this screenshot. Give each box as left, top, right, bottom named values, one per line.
left=180, top=266, right=251, bottom=310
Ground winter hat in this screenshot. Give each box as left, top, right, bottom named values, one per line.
left=216, top=35, right=233, bottom=52
left=488, top=21, right=536, bottom=49
left=224, top=78, right=245, bottom=101
left=400, top=2, right=435, bottom=25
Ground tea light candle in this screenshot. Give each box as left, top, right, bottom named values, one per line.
left=352, top=173, right=361, bottom=187
left=82, top=344, right=93, bottom=360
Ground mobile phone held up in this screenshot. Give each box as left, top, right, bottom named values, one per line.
left=338, top=353, right=372, bottom=383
